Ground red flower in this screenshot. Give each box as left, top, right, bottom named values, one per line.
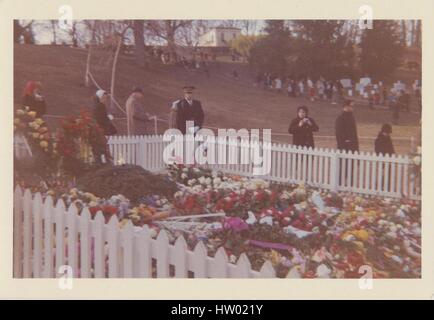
left=89, top=206, right=102, bottom=215
left=303, top=270, right=316, bottom=278
left=102, top=205, right=118, bottom=215
left=254, top=191, right=265, bottom=201
left=184, top=195, right=196, bottom=211
left=347, top=252, right=364, bottom=268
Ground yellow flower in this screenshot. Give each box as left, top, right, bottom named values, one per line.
left=270, top=250, right=282, bottom=266
left=16, top=109, right=25, bottom=116
left=28, top=111, right=37, bottom=118
left=35, top=118, right=44, bottom=125
left=29, top=122, right=40, bottom=130
left=119, top=219, right=130, bottom=228
left=344, top=229, right=369, bottom=242
left=32, top=132, right=40, bottom=139
left=40, top=141, right=48, bottom=148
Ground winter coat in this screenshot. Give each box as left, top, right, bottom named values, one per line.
left=171, top=98, right=204, bottom=134
left=288, top=116, right=319, bottom=148
left=335, top=111, right=359, bottom=152
left=93, top=99, right=117, bottom=136
left=375, top=133, right=395, bottom=155
left=126, top=94, right=149, bottom=135
left=22, top=94, right=47, bottom=118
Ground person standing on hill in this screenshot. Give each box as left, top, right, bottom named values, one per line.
left=93, top=89, right=117, bottom=136
left=170, top=86, right=204, bottom=135
left=288, top=106, right=319, bottom=148
left=335, top=99, right=359, bottom=152
left=398, top=90, right=410, bottom=112
left=22, top=81, right=47, bottom=118
left=287, top=80, right=294, bottom=97
left=375, top=124, right=395, bottom=156
left=274, top=77, right=282, bottom=93
left=126, top=86, right=151, bottom=135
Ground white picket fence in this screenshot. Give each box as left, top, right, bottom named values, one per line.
left=13, top=186, right=275, bottom=278
left=107, top=135, right=421, bottom=200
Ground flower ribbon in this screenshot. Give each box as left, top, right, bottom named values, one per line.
left=246, top=239, right=293, bottom=251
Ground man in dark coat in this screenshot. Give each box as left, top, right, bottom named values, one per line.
left=375, top=124, right=395, bottom=155
left=170, top=86, right=204, bottom=134
left=288, top=106, right=319, bottom=148
left=335, top=99, right=359, bottom=152
left=93, top=89, right=117, bottom=136
left=335, top=99, right=359, bottom=186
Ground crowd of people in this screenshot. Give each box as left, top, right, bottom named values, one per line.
left=254, top=73, right=422, bottom=123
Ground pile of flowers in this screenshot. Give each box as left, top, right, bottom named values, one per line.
left=32, top=163, right=421, bottom=279
left=162, top=163, right=421, bottom=278
left=14, top=106, right=57, bottom=157
left=14, top=107, right=111, bottom=181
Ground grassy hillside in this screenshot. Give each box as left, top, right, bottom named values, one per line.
left=14, top=44, right=421, bottom=154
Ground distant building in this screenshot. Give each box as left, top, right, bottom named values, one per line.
left=198, top=26, right=242, bottom=47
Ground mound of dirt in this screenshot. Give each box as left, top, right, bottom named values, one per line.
left=76, top=164, right=178, bottom=203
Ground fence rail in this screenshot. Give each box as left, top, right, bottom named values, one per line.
left=107, top=135, right=420, bottom=200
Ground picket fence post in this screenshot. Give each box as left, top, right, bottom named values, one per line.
left=330, top=151, right=340, bottom=191
left=211, top=247, right=228, bottom=278
left=22, top=189, right=33, bottom=278
left=13, top=186, right=23, bottom=278
left=43, top=195, right=54, bottom=278
left=93, top=212, right=105, bottom=278
left=80, top=207, right=92, bottom=278
left=173, top=236, right=188, bottom=278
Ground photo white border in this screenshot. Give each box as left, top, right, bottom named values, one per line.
left=0, top=0, right=432, bottom=299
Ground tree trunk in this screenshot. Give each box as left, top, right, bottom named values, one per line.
left=51, top=20, right=57, bottom=45
left=133, top=20, right=145, bottom=67
left=401, top=20, right=407, bottom=46
left=410, top=20, right=416, bottom=46
left=14, top=20, right=24, bottom=43
left=165, top=20, right=176, bottom=54
left=415, top=20, right=421, bottom=48
left=85, top=44, right=92, bottom=87
left=110, top=35, right=122, bottom=113
left=85, top=21, right=97, bottom=87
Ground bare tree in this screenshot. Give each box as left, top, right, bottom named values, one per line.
left=177, top=20, right=210, bottom=47
left=50, top=20, right=57, bottom=45
left=414, top=20, right=421, bottom=48
left=14, top=20, right=35, bottom=44
left=133, top=20, right=145, bottom=67
left=84, top=20, right=98, bottom=87
left=146, top=20, right=192, bottom=52
left=409, top=20, right=416, bottom=46
left=72, top=21, right=79, bottom=47
left=401, top=20, right=407, bottom=46
left=240, top=20, right=259, bottom=35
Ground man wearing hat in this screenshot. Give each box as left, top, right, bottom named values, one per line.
left=125, top=86, right=151, bottom=135
left=170, top=85, right=204, bottom=134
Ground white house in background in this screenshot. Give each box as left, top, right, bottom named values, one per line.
left=198, top=27, right=242, bottom=47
